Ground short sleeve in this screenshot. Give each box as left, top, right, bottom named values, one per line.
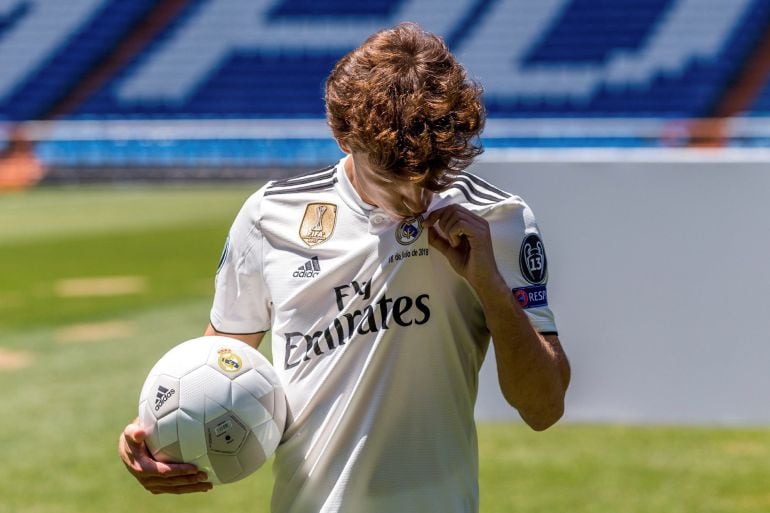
left=485, top=197, right=558, bottom=334
left=210, top=187, right=272, bottom=334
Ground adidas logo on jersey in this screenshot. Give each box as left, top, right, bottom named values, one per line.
left=293, top=256, right=321, bottom=278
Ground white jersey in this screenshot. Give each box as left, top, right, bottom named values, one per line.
left=211, top=157, right=556, bottom=513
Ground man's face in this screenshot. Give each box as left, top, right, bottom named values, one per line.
left=348, top=153, right=434, bottom=221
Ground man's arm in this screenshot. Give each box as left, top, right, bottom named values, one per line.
left=425, top=205, right=570, bottom=431
left=474, top=279, right=570, bottom=430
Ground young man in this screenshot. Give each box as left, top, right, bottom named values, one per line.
left=119, top=22, right=570, bottom=513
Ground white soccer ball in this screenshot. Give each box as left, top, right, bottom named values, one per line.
left=138, top=336, right=286, bottom=484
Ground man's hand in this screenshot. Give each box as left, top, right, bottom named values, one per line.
left=424, top=205, right=504, bottom=292
left=119, top=420, right=213, bottom=494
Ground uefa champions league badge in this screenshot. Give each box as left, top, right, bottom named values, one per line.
left=396, top=216, right=423, bottom=245
left=217, top=348, right=242, bottom=372
left=519, top=233, right=547, bottom=284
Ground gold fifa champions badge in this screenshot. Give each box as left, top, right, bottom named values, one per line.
left=217, top=348, right=242, bottom=373
left=299, top=203, right=337, bottom=246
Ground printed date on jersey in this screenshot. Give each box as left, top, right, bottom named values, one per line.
left=388, top=247, right=430, bottom=264
left=283, top=278, right=430, bottom=370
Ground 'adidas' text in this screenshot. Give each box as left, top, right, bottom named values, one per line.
left=293, top=256, right=321, bottom=278
left=155, top=385, right=175, bottom=411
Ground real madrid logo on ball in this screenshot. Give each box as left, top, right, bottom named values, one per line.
left=519, top=233, right=547, bottom=284
left=396, top=216, right=423, bottom=245
left=218, top=348, right=242, bottom=372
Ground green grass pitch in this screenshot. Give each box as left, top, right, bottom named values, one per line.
left=0, top=184, right=768, bottom=513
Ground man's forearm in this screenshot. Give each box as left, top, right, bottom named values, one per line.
left=476, top=276, right=569, bottom=430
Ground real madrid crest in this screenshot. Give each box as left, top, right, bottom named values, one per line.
left=217, top=348, right=242, bottom=373
left=299, top=202, right=337, bottom=246
left=396, top=216, right=423, bottom=245
left=519, top=233, right=547, bottom=284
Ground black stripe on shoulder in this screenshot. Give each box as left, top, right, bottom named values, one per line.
left=446, top=183, right=497, bottom=206
left=264, top=177, right=338, bottom=196
left=453, top=175, right=507, bottom=204
left=461, top=173, right=512, bottom=199
left=270, top=165, right=336, bottom=187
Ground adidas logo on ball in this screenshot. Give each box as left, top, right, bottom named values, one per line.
left=154, top=385, right=175, bottom=411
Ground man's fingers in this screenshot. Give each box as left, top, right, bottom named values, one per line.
left=120, top=424, right=148, bottom=469
left=147, top=482, right=214, bottom=495
left=426, top=206, right=486, bottom=244
left=124, top=422, right=146, bottom=444
left=425, top=209, right=453, bottom=245
left=424, top=207, right=452, bottom=231
left=141, top=472, right=210, bottom=489
left=442, top=217, right=472, bottom=247
left=436, top=214, right=484, bottom=248
left=138, top=457, right=200, bottom=478
left=428, top=227, right=453, bottom=255
left=120, top=419, right=207, bottom=495
left=121, top=425, right=199, bottom=478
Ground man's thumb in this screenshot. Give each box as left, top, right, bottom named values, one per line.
left=125, top=422, right=147, bottom=444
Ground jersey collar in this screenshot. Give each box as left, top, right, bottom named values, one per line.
left=335, top=155, right=376, bottom=216
left=335, top=156, right=404, bottom=234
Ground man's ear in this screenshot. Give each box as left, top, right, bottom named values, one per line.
left=336, top=138, right=351, bottom=154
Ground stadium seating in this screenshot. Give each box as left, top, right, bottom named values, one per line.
left=0, top=0, right=767, bottom=120
left=1, top=0, right=770, bottom=165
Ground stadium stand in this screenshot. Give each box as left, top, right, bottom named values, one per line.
left=1, top=0, right=770, bottom=179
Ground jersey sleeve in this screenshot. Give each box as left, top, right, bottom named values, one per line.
left=210, top=187, right=272, bottom=334
left=485, top=197, right=558, bottom=334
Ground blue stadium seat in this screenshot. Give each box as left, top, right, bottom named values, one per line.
left=3, top=0, right=770, bottom=158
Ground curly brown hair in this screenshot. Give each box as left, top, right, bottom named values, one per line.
left=325, top=22, right=485, bottom=191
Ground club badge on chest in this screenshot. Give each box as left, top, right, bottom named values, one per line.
left=396, top=216, right=424, bottom=245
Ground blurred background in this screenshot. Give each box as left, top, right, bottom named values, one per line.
left=7, top=0, right=770, bottom=183
left=1, top=1, right=769, bottom=512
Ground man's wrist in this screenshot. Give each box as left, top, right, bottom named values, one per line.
left=472, top=272, right=512, bottom=311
